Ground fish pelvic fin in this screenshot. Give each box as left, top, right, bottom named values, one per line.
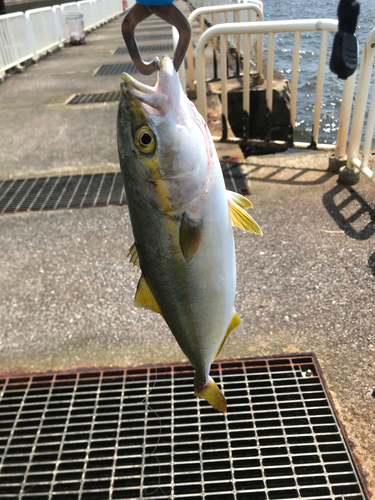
left=195, top=376, right=227, bottom=413
left=134, top=274, right=162, bottom=316
left=128, top=243, right=140, bottom=267
left=227, top=190, right=263, bottom=236
left=214, top=312, right=241, bottom=361
left=180, top=214, right=203, bottom=263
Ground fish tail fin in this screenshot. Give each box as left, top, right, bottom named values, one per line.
left=194, top=376, right=227, bottom=413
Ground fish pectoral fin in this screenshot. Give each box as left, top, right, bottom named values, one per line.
left=227, top=190, right=253, bottom=209
left=214, top=312, right=242, bottom=361
left=195, top=377, right=227, bottom=413
left=180, top=214, right=203, bottom=262
left=128, top=243, right=140, bottom=267
left=134, top=274, right=162, bottom=316
left=227, top=191, right=263, bottom=236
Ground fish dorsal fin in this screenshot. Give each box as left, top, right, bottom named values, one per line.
left=214, top=312, right=241, bottom=361
left=128, top=243, right=140, bottom=267
left=134, top=274, right=162, bottom=315
left=180, top=214, right=203, bottom=262
left=227, top=190, right=263, bottom=236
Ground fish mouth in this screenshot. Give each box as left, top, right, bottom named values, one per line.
left=120, top=56, right=173, bottom=116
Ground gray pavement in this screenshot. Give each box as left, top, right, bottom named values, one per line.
left=0, top=5, right=374, bottom=494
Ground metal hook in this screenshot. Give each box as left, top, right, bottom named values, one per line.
left=122, top=2, right=191, bottom=76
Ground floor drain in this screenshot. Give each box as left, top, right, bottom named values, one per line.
left=132, top=33, right=173, bottom=41
left=0, top=355, right=368, bottom=499
left=114, top=44, right=174, bottom=55
left=135, top=25, right=173, bottom=32
left=95, top=62, right=138, bottom=76
left=0, top=165, right=248, bottom=215
left=67, top=91, right=121, bottom=104
left=0, top=172, right=126, bottom=214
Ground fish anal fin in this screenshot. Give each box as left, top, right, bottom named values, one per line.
left=214, top=312, right=241, bottom=361
left=195, top=377, right=227, bottom=413
left=134, top=274, right=162, bottom=315
left=227, top=192, right=263, bottom=236
left=128, top=243, right=140, bottom=267
left=180, top=214, right=203, bottom=262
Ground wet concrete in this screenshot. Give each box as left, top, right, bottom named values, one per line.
left=0, top=3, right=374, bottom=495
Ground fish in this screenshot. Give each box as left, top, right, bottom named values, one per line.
left=117, top=55, right=262, bottom=413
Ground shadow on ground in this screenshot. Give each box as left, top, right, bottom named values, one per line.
left=322, top=183, right=375, bottom=240
left=242, top=162, right=332, bottom=185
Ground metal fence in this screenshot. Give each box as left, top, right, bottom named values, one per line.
left=194, top=18, right=358, bottom=152
left=344, top=27, right=375, bottom=184
left=0, top=12, right=35, bottom=73
left=25, top=7, right=61, bottom=57
left=186, top=2, right=264, bottom=91
left=0, top=0, right=123, bottom=78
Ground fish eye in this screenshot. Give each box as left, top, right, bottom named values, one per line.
left=135, top=126, right=156, bottom=153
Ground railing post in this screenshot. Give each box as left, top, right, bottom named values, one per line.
left=339, top=27, right=375, bottom=185
left=311, top=28, right=328, bottom=147
left=173, top=26, right=186, bottom=94
left=266, top=31, right=274, bottom=113
left=328, top=72, right=356, bottom=173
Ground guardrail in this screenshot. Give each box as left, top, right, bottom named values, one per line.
left=343, top=27, right=375, bottom=184
left=0, top=13, right=35, bottom=73
left=187, top=2, right=263, bottom=91
left=195, top=18, right=356, bottom=151
left=25, top=7, right=61, bottom=57
left=0, top=0, right=123, bottom=78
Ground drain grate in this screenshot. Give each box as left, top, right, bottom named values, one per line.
left=114, top=44, right=174, bottom=55
left=95, top=62, right=138, bottom=76
left=0, top=355, right=367, bottom=499
left=222, top=161, right=249, bottom=195
left=0, top=165, right=248, bottom=215
left=67, top=91, right=121, bottom=104
left=133, top=33, right=173, bottom=41
left=135, top=25, right=173, bottom=32
left=0, top=172, right=126, bottom=214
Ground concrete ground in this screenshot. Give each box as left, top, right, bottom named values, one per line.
left=0, top=3, right=374, bottom=496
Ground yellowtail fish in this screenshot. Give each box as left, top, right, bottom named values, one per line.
left=117, top=56, right=262, bottom=413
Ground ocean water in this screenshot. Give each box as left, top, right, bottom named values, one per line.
left=261, top=0, right=375, bottom=145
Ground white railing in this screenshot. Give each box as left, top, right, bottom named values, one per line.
left=52, top=5, right=69, bottom=44
left=187, top=2, right=264, bottom=91
left=25, top=7, right=61, bottom=56
left=78, top=1, right=95, bottom=31
left=0, top=13, right=35, bottom=74
left=195, top=18, right=356, bottom=151
left=0, top=0, right=123, bottom=78
left=344, top=27, right=375, bottom=183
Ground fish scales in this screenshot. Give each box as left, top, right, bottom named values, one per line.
left=117, top=56, right=262, bottom=412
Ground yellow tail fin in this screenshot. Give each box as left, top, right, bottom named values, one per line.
left=195, top=377, right=227, bottom=413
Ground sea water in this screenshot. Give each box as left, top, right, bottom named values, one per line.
left=262, top=0, right=374, bottom=145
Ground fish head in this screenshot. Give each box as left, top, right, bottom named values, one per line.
left=117, top=56, right=215, bottom=213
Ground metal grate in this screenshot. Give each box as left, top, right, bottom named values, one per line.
left=132, top=33, right=173, bottom=41
left=114, top=44, right=174, bottom=55
left=95, top=62, right=138, bottom=76
left=0, top=165, right=248, bottom=214
left=67, top=92, right=121, bottom=105
left=221, top=161, right=249, bottom=195
left=135, top=26, right=173, bottom=32
left=0, top=355, right=368, bottom=499
left=0, top=172, right=126, bottom=214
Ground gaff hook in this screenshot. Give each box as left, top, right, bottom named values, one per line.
left=121, top=2, right=191, bottom=76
